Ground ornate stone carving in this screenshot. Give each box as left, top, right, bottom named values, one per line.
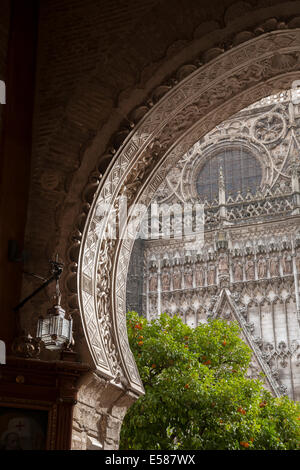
left=257, top=256, right=267, bottom=278
left=161, top=268, right=171, bottom=291
left=282, top=251, right=293, bottom=275
left=96, top=239, right=123, bottom=381
left=270, top=256, right=279, bottom=277
left=218, top=254, right=229, bottom=275
left=184, top=267, right=193, bottom=289
left=207, top=265, right=216, bottom=285
left=245, top=257, right=255, bottom=280
left=253, top=113, right=286, bottom=144
left=233, top=261, right=243, bottom=282
left=245, top=322, right=255, bottom=333
left=246, top=361, right=262, bottom=380
left=172, top=267, right=182, bottom=290
left=76, top=30, right=300, bottom=396
left=149, top=273, right=158, bottom=292
left=11, top=334, right=42, bottom=359
left=195, top=264, right=204, bottom=286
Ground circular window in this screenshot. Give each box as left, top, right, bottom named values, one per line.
left=196, top=148, right=262, bottom=201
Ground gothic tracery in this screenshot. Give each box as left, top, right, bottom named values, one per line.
left=127, top=90, right=300, bottom=400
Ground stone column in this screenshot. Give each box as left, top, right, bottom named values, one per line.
left=146, top=267, right=150, bottom=321
left=218, top=166, right=227, bottom=222
left=291, top=160, right=300, bottom=214
left=72, top=373, right=138, bottom=450
left=292, top=250, right=300, bottom=323
left=157, top=259, right=161, bottom=316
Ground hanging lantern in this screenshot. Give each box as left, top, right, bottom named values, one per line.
left=36, top=303, right=73, bottom=351
left=36, top=256, right=73, bottom=351
left=13, top=255, right=73, bottom=355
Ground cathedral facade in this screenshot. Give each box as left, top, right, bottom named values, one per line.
left=127, top=90, right=300, bottom=401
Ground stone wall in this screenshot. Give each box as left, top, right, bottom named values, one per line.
left=72, top=373, right=137, bottom=450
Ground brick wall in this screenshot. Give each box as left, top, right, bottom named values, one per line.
left=23, top=0, right=234, bottom=279
left=23, top=0, right=165, bottom=319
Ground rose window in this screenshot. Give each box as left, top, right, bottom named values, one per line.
left=196, top=148, right=262, bottom=201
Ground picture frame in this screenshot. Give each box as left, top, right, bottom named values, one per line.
left=0, top=398, right=57, bottom=450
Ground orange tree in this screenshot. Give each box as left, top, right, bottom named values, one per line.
left=119, top=311, right=300, bottom=450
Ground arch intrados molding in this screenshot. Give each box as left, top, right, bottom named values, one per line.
left=78, top=29, right=300, bottom=395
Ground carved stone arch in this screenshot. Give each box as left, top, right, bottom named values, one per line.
left=271, top=295, right=281, bottom=305
left=247, top=299, right=258, bottom=308
left=259, top=297, right=269, bottom=307
left=284, top=293, right=292, bottom=304
left=207, top=288, right=281, bottom=395
left=77, top=29, right=300, bottom=396
left=185, top=308, right=195, bottom=327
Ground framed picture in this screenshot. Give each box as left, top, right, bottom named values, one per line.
left=0, top=403, right=51, bottom=450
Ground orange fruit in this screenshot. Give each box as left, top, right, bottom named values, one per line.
left=237, top=407, right=246, bottom=415
left=240, top=441, right=249, bottom=448
left=259, top=401, right=267, bottom=408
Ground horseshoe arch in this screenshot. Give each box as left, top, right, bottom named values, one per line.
left=78, top=29, right=300, bottom=395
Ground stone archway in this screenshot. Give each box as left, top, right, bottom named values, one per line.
left=77, top=28, right=300, bottom=403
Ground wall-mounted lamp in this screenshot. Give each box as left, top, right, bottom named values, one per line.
left=36, top=293, right=73, bottom=351
left=13, top=256, right=73, bottom=356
